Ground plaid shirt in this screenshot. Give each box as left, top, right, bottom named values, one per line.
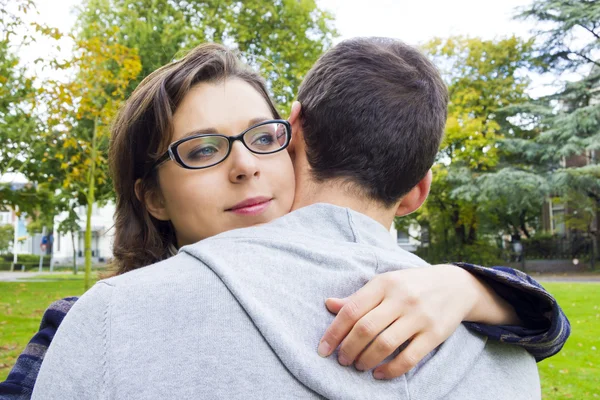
left=0, top=264, right=570, bottom=399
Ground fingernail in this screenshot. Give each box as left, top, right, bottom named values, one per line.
left=374, top=371, right=385, bottom=380
left=338, top=353, right=350, bottom=366
left=318, top=340, right=331, bottom=357
left=355, top=361, right=365, bottom=371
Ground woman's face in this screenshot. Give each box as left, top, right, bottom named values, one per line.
left=151, top=78, right=295, bottom=246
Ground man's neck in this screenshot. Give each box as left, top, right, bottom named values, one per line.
left=291, top=165, right=396, bottom=229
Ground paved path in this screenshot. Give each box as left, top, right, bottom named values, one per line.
left=0, top=271, right=47, bottom=282
left=535, top=276, right=600, bottom=283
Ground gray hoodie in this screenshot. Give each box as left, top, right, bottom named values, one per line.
left=32, top=204, right=540, bottom=400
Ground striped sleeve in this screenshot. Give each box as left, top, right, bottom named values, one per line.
left=454, top=262, right=570, bottom=361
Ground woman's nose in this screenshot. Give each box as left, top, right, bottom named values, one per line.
left=228, top=142, right=260, bottom=183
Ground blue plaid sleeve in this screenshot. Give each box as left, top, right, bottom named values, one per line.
left=453, top=262, right=570, bottom=362
left=0, top=297, right=78, bottom=399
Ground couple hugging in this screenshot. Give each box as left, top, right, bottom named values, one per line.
left=3, top=37, right=568, bottom=400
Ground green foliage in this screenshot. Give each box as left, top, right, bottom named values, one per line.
left=414, top=240, right=504, bottom=266
left=0, top=225, right=13, bottom=253
left=469, top=168, right=549, bottom=238
left=506, top=0, right=600, bottom=235
left=74, top=0, right=337, bottom=114
left=424, top=36, right=534, bottom=169
left=516, top=0, right=600, bottom=74
left=0, top=254, right=51, bottom=271
left=0, top=0, right=44, bottom=215
left=415, top=36, right=536, bottom=252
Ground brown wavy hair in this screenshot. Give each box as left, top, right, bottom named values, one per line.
left=109, top=43, right=280, bottom=275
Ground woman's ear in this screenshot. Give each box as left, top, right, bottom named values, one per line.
left=395, top=170, right=432, bottom=217
left=135, top=179, right=170, bottom=221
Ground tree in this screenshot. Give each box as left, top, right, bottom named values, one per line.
left=413, top=36, right=535, bottom=256
left=42, top=29, right=142, bottom=289
left=74, top=0, right=337, bottom=113
left=506, top=0, right=600, bottom=255
left=57, top=208, right=81, bottom=274
left=0, top=0, right=42, bottom=213
left=0, top=225, right=13, bottom=254
left=471, top=168, right=549, bottom=239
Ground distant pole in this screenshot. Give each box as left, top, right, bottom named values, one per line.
left=591, top=235, right=595, bottom=271
left=39, top=226, right=47, bottom=272
left=11, top=206, right=19, bottom=272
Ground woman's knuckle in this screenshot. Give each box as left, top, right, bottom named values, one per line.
left=400, top=351, right=419, bottom=369
left=356, top=318, right=375, bottom=338
left=342, top=299, right=361, bottom=321
left=375, top=334, right=397, bottom=354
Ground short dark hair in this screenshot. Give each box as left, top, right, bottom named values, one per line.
left=297, top=37, right=448, bottom=206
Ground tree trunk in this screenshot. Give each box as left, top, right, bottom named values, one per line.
left=71, top=230, right=77, bottom=275
left=467, top=222, right=477, bottom=244
left=84, top=119, right=97, bottom=291
left=519, top=211, right=531, bottom=238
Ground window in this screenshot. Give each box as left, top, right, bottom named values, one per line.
left=0, top=212, right=11, bottom=225
left=396, top=229, right=409, bottom=244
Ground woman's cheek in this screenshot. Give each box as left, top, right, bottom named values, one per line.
left=276, top=158, right=296, bottom=211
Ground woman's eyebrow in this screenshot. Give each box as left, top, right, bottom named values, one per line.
left=180, top=117, right=274, bottom=139
left=181, top=127, right=219, bottom=139
left=246, top=116, right=272, bottom=127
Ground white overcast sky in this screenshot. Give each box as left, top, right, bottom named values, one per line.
left=18, top=0, right=560, bottom=97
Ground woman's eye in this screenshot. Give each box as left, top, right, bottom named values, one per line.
left=188, top=146, right=218, bottom=159
left=252, top=133, right=275, bottom=146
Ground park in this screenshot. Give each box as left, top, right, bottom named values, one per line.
left=0, top=0, right=599, bottom=398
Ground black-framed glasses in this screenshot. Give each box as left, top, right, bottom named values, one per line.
left=151, top=119, right=291, bottom=171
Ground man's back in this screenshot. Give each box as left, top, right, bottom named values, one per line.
left=33, top=204, right=539, bottom=400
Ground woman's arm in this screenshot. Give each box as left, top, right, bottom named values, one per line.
left=0, top=297, right=79, bottom=399
left=453, top=262, right=570, bottom=361
left=318, top=264, right=570, bottom=380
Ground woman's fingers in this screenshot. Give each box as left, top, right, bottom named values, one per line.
left=354, top=314, right=421, bottom=372
left=318, top=279, right=385, bottom=357
left=324, top=297, right=346, bottom=314
left=373, top=332, right=443, bottom=380
left=337, top=300, right=404, bottom=366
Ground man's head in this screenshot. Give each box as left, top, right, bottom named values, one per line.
left=289, top=37, right=448, bottom=218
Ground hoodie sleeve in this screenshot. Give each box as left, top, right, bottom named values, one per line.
left=31, top=282, right=113, bottom=400
left=454, top=262, right=570, bottom=362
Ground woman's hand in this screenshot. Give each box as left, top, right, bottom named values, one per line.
left=317, top=264, right=519, bottom=380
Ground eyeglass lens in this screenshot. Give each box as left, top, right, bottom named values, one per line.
left=176, top=122, right=288, bottom=168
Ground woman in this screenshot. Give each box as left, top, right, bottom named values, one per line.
left=1, top=43, right=568, bottom=398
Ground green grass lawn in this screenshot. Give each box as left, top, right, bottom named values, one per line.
left=0, top=275, right=598, bottom=398
left=537, top=282, right=599, bottom=399
left=0, top=273, right=98, bottom=381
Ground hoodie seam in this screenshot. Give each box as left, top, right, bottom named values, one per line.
left=345, top=208, right=359, bottom=243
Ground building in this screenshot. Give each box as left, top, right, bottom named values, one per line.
left=51, top=203, right=115, bottom=266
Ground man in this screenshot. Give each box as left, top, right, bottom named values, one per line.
left=33, top=38, right=542, bottom=399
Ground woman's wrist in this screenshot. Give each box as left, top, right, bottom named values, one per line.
left=450, top=265, right=522, bottom=326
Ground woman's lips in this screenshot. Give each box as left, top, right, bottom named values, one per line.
left=227, top=197, right=272, bottom=216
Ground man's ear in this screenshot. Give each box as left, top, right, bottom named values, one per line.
left=287, top=101, right=302, bottom=153
left=395, top=170, right=432, bottom=217
left=134, top=179, right=170, bottom=221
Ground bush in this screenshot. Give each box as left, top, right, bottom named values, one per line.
left=415, top=240, right=504, bottom=266
left=0, top=254, right=51, bottom=270
left=522, top=234, right=593, bottom=260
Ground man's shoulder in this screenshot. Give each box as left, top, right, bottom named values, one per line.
left=101, top=252, right=209, bottom=288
